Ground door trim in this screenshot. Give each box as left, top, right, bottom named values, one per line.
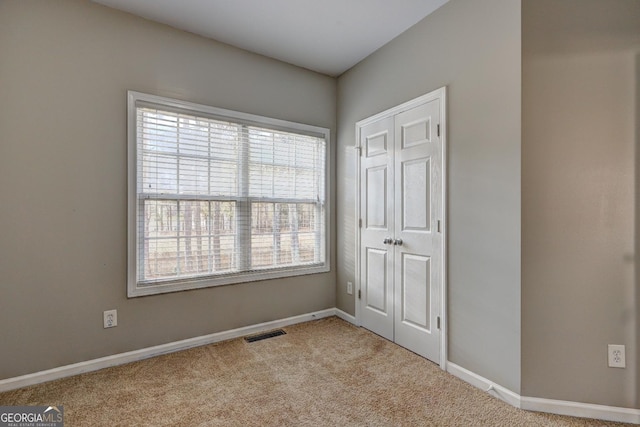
left=354, top=86, right=447, bottom=370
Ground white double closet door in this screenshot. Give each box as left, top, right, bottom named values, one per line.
left=359, top=94, right=443, bottom=364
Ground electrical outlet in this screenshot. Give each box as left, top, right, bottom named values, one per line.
left=347, top=281, right=353, bottom=295
left=104, top=309, right=117, bottom=328
left=608, top=344, right=625, bottom=368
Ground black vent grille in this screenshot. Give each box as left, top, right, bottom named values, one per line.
left=244, top=329, right=286, bottom=343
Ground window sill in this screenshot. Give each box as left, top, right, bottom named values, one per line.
left=127, top=263, right=330, bottom=297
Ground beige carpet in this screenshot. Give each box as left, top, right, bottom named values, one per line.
left=0, top=317, right=633, bottom=426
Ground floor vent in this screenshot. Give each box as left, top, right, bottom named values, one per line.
left=244, top=329, right=287, bottom=343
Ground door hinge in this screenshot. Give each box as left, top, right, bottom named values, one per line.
left=437, top=220, right=441, bottom=233
left=437, top=124, right=440, bottom=137
left=359, top=219, right=362, bottom=228
left=437, top=316, right=441, bottom=330
left=358, top=289, right=362, bottom=299
left=355, top=145, right=362, bottom=156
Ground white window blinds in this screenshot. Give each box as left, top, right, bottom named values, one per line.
left=128, top=92, right=329, bottom=297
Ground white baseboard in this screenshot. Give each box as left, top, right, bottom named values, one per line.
left=0, top=308, right=336, bottom=393
left=334, top=308, right=357, bottom=325
left=447, top=362, right=640, bottom=425
left=521, top=396, right=640, bottom=425
left=446, top=362, right=521, bottom=408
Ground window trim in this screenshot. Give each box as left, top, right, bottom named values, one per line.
left=127, top=91, right=331, bottom=297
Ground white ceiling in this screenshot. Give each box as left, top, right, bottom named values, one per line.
left=92, top=0, right=449, bottom=76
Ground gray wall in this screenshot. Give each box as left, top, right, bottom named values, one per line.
left=522, top=0, right=640, bottom=408
left=336, top=0, right=522, bottom=392
left=0, top=0, right=336, bottom=379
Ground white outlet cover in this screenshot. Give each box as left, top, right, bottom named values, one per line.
left=104, top=309, right=118, bottom=328
left=347, top=281, right=353, bottom=295
left=608, top=344, right=625, bottom=368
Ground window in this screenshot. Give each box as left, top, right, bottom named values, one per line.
left=127, top=91, right=330, bottom=297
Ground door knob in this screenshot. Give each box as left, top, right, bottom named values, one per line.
left=393, top=238, right=403, bottom=246
left=383, top=237, right=393, bottom=245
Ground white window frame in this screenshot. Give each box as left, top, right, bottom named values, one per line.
left=127, top=91, right=331, bottom=297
